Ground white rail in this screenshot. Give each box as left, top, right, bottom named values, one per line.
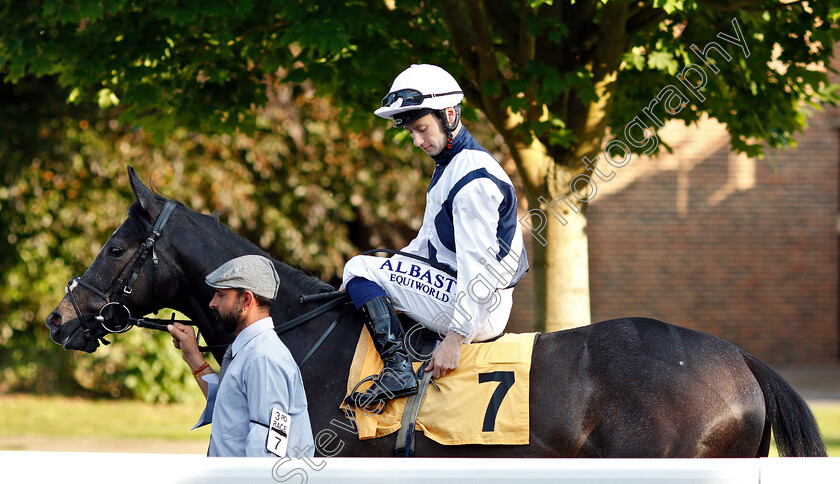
left=1, top=452, right=838, bottom=483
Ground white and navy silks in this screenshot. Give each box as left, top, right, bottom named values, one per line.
left=342, top=128, right=528, bottom=344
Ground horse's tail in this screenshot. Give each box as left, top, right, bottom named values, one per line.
left=740, top=351, right=826, bottom=457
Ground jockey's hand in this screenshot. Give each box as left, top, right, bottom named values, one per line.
left=168, top=322, right=205, bottom=370
left=425, top=330, right=466, bottom=379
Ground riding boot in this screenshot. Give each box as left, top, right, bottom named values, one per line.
left=346, top=296, right=418, bottom=408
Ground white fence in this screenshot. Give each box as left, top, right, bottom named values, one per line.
left=1, top=452, right=838, bottom=483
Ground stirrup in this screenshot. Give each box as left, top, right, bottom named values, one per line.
left=344, top=373, right=388, bottom=414
left=343, top=366, right=419, bottom=414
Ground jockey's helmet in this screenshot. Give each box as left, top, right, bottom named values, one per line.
left=375, top=64, right=463, bottom=130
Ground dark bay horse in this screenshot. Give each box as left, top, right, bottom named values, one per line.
left=46, top=167, right=826, bottom=457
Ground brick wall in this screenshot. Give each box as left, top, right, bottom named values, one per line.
left=504, top=48, right=840, bottom=364
left=582, top=111, right=839, bottom=364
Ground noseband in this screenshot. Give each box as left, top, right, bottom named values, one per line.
left=64, top=201, right=178, bottom=352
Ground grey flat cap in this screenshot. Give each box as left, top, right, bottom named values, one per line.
left=205, top=255, right=280, bottom=300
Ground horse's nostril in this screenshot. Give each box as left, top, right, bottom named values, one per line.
left=47, top=312, right=62, bottom=327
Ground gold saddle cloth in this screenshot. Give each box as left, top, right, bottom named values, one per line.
left=340, top=328, right=538, bottom=445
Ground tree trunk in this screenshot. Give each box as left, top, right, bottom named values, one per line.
left=501, top=124, right=594, bottom=333
left=525, top=192, right=592, bottom=333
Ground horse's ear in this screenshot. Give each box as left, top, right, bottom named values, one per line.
left=128, top=166, right=158, bottom=215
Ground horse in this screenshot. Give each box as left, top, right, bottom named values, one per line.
left=46, top=166, right=826, bottom=458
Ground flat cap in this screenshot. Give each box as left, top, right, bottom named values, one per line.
left=205, top=255, right=280, bottom=300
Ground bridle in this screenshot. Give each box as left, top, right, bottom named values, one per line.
left=62, top=198, right=353, bottom=366
left=64, top=200, right=181, bottom=352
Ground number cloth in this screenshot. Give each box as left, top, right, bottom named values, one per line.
left=341, top=327, right=538, bottom=445
left=194, top=317, right=315, bottom=457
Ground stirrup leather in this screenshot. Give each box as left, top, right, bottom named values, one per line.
left=345, top=296, right=419, bottom=410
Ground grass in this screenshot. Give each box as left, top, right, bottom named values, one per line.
left=0, top=394, right=838, bottom=456
left=0, top=394, right=210, bottom=441
left=791, top=401, right=840, bottom=457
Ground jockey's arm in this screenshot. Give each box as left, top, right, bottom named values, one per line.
left=427, top=179, right=507, bottom=378
left=449, top=179, right=507, bottom=342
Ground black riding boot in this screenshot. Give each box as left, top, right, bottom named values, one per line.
left=347, top=296, right=418, bottom=407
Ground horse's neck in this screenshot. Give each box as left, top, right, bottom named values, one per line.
left=270, top=294, right=352, bottom=359
left=172, top=210, right=344, bottom=360
left=167, top=214, right=266, bottom=353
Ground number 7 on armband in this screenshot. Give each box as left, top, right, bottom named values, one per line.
left=266, top=407, right=291, bottom=457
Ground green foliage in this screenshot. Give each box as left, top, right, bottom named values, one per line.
left=0, top=0, right=442, bottom=137
left=611, top=4, right=840, bottom=158
left=0, top=77, right=432, bottom=401
left=2, top=1, right=836, bottom=163
left=1, top=1, right=835, bottom=177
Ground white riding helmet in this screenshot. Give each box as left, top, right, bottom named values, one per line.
left=374, top=64, right=464, bottom=126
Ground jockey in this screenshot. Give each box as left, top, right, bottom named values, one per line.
left=342, top=64, right=528, bottom=407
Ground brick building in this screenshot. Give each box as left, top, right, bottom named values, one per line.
left=510, top=108, right=839, bottom=365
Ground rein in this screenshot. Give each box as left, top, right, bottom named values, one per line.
left=195, top=291, right=351, bottom=368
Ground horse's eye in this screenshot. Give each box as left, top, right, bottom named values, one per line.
left=108, top=246, right=124, bottom=257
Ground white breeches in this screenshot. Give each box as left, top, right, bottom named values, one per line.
left=342, top=255, right=512, bottom=343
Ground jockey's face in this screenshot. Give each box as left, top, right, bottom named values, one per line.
left=404, top=108, right=459, bottom=157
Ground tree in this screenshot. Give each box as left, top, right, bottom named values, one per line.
left=2, top=1, right=838, bottom=331
left=0, top=74, right=431, bottom=399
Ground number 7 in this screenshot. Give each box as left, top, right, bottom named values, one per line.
left=478, top=371, right=515, bottom=432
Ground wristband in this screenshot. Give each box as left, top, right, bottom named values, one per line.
left=192, top=362, right=210, bottom=376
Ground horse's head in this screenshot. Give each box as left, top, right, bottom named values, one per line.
left=46, top=167, right=187, bottom=352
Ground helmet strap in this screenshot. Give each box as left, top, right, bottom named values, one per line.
left=437, top=106, right=461, bottom=151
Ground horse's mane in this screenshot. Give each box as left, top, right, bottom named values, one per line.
left=281, top=263, right=335, bottom=295
left=170, top=198, right=336, bottom=296
left=125, top=186, right=335, bottom=295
